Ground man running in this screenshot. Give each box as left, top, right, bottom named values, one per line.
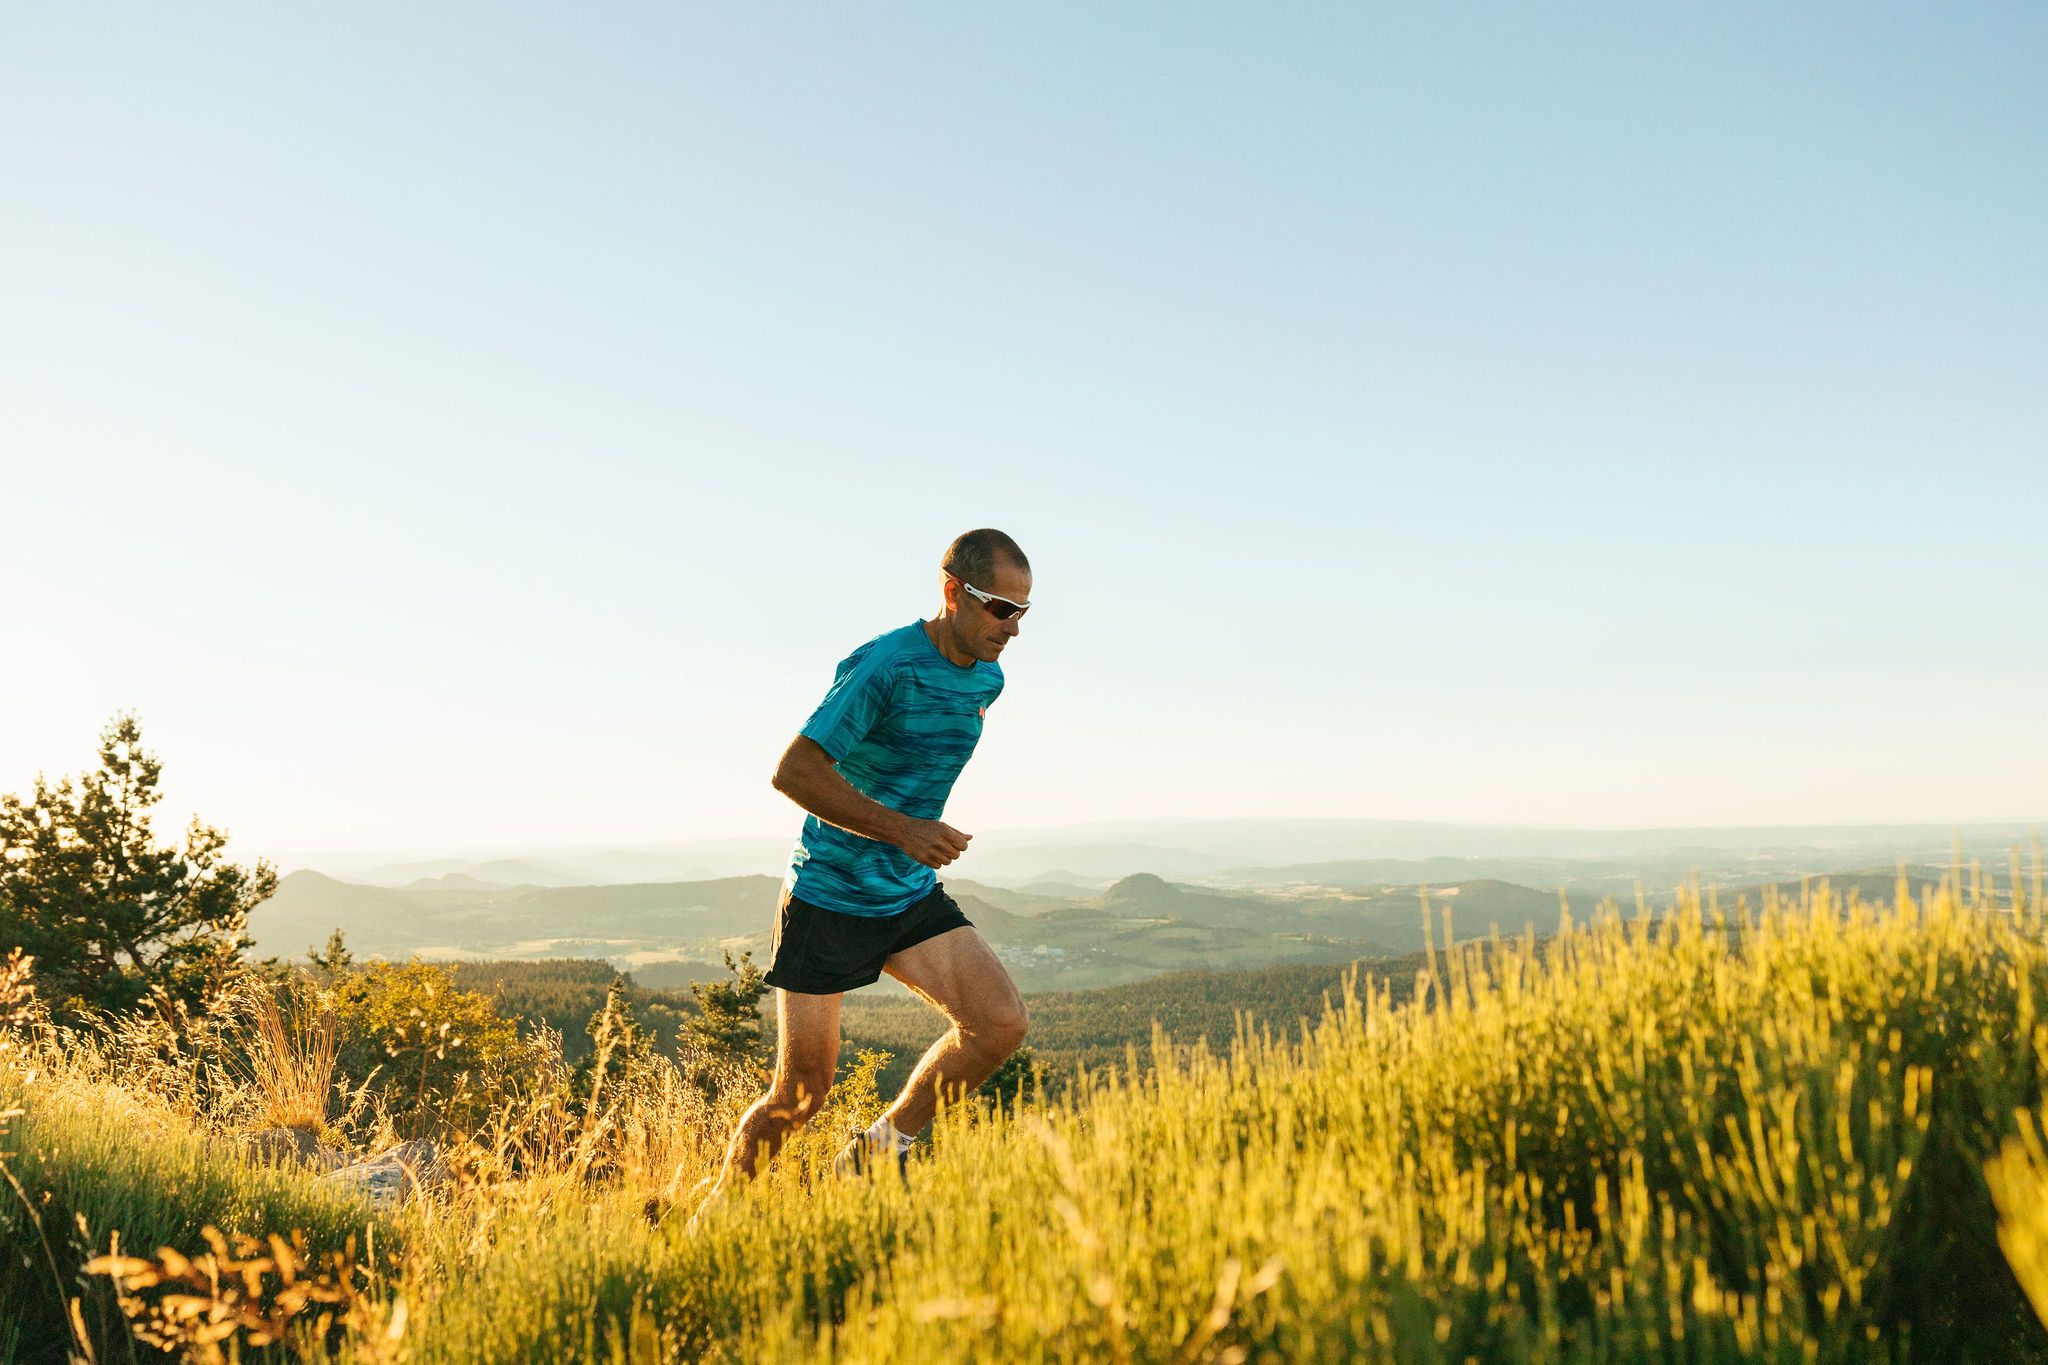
left=701, top=527, right=1033, bottom=1204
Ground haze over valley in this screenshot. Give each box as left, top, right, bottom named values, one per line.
left=257, top=816, right=2041, bottom=992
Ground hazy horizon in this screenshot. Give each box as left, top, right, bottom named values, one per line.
left=7, top=5, right=2042, bottom=849
left=268, top=813, right=2046, bottom=889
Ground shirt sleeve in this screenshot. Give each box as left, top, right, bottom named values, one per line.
left=799, top=646, right=899, bottom=762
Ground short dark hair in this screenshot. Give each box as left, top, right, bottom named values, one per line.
left=941, top=528, right=1029, bottom=588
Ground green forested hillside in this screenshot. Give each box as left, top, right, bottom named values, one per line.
left=622, top=960, right=745, bottom=991
left=836, top=954, right=1425, bottom=1095
left=263, top=863, right=1975, bottom=999
left=254, top=871, right=1392, bottom=991
left=443, top=959, right=694, bottom=1063
left=254, top=870, right=781, bottom=961
left=939, top=878, right=1079, bottom=915
left=1066, top=872, right=1613, bottom=954
left=958, top=892, right=1379, bottom=990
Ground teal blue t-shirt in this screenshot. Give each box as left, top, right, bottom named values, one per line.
left=785, top=621, right=1004, bottom=916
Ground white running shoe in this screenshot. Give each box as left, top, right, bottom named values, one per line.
left=833, top=1130, right=910, bottom=1182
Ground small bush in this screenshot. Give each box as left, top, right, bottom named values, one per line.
left=327, top=960, right=532, bottom=1142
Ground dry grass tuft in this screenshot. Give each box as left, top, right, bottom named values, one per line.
left=235, top=983, right=342, bottom=1137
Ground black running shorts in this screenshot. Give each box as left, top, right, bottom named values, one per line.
left=762, top=880, right=974, bottom=995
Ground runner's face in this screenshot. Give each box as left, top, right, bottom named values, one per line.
left=954, top=560, right=1032, bottom=662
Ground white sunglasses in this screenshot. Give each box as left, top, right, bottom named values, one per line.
left=948, top=574, right=1031, bottom=620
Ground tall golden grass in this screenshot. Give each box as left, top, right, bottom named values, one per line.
left=9, top=867, right=2048, bottom=1363
left=234, top=983, right=341, bottom=1138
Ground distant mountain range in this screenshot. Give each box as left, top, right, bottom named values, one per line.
left=257, top=858, right=2005, bottom=995
left=282, top=840, right=794, bottom=888
left=255, top=867, right=1384, bottom=992
left=267, top=818, right=2042, bottom=896
left=965, top=817, right=2044, bottom=864
left=253, top=816, right=2037, bottom=992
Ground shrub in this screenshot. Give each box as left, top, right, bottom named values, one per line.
left=327, top=960, right=531, bottom=1141
left=680, top=950, right=769, bottom=1097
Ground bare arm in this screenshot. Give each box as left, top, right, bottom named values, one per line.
left=772, top=737, right=972, bottom=869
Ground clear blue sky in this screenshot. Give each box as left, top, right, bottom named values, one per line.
left=4, top=4, right=2043, bottom=854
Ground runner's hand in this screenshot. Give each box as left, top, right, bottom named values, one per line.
left=897, top=819, right=972, bottom=869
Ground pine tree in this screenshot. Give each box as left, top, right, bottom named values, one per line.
left=682, top=949, right=768, bottom=1089
left=977, top=1043, right=1039, bottom=1108
left=0, top=714, right=276, bottom=1020
left=307, top=927, right=355, bottom=977
left=574, top=973, right=651, bottom=1101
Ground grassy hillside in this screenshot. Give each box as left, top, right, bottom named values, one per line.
left=414, top=881, right=2048, bottom=1363
left=0, top=1063, right=386, bottom=1362
left=11, top=877, right=2048, bottom=1361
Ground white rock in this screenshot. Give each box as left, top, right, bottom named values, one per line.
left=318, top=1138, right=447, bottom=1210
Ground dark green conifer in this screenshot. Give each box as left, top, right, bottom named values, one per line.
left=0, top=714, right=275, bottom=1021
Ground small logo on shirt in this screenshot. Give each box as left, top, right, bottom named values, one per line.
left=978, top=706, right=986, bottom=718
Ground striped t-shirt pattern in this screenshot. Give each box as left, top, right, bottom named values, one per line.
left=785, top=621, right=1004, bottom=917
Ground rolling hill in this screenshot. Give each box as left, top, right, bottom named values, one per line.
left=259, top=853, right=1982, bottom=993
left=254, top=869, right=1393, bottom=990
left=254, top=870, right=782, bottom=961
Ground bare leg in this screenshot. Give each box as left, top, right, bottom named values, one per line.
left=707, top=988, right=841, bottom=1196
left=879, top=927, right=1029, bottom=1137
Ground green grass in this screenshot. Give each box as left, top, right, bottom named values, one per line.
left=365, top=880, right=2048, bottom=1362
left=0, top=1068, right=385, bottom=1364
left=11, top=876, right=2048, bottom=1363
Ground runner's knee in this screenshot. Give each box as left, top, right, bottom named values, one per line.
left=970, top=1000, right=1028, bottom=1055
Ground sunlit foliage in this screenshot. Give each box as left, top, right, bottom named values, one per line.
left=8, top=871, right=2048, bottom=1362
